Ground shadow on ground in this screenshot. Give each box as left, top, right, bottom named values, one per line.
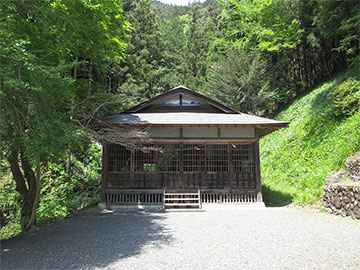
left=1, top=210, right=172, bottom=270
left=262, top=185, right=293, bottom=207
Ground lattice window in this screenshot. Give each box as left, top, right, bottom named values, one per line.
left=183, top=144, right=205, bottom=172
left=133, top=145, right=182, bottom=172
left=134, top=145, right=160, bottom=172
left=231, top=144, right=255, bottom=175
left=109, top=143, right=257, bottom=178
left=206, top=144, right=228, bottom=172
left=108, top=144, right=131, bottom=172
left=158, top=144, right=181, bottom=172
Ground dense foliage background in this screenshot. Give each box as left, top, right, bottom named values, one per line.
left=1, top=0, right=359, bottom=238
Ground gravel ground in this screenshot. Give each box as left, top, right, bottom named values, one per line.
left=1, top=207, right=360, bottom=270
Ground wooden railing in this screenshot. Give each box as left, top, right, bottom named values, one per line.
left=104, top=189, right=259, bottom=207
left=105, top=189, right=163, bottom=206
left=201, top=191, right=258, bottom=204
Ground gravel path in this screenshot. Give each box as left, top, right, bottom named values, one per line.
left=1, top=207, right=360, bottom=270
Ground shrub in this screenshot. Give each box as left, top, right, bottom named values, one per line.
left=331, top=77, right=360, bottom=117
left=0, top=176, right=21, bottom=239
left=37, top=144, right=101, bottom=222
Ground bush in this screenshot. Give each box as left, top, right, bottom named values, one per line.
left=0, top=175, right=21, bottom=239
left=37, top=144, right=102, bottom=222
left=331, top=77, right=360, bottom=117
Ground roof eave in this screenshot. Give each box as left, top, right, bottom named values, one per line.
left=105, top=122, right=289, bottom=129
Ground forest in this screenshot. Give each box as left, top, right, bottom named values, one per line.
left=0, top=0, right=359, bottom=239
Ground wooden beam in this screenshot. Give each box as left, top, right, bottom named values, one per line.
left=110, top=122, right=289, bottom=129
left=136, top=139, right=258, bottom=144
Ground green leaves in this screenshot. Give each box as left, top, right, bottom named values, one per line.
left=206, top=50, right=275, bottom=115
left=220, top=0, right=303, bottom=53
left=0, top=0, right=128, bottom=231
left=331, top=78, right=360, bottom=117
left=257, top=19, right=303, bottom=52
left=0, top=0, right=129, bottom=159
left=314, top=0, right=360, bottom=59
left=261, top=67, right=360, bottom=204
left=117, top=0, right=170, bottom=104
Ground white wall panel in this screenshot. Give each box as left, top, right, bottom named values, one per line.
left=183, top=127, right=218, bottom=138
left=149, top=127, right=180, bottom=138
left=220, top=127, right=255, bottom=138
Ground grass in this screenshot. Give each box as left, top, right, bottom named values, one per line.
left=261, top=70, right=360, bottom=205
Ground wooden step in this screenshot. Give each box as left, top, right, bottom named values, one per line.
left=165, top=193, right=199, bottom=196
left=164, top=203, right=200, bottom=206
left=164, top=191, right=201, bottom=209
left=165, top=198, right=199, bottom=201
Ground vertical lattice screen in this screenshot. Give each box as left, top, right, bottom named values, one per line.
left=159, top=144, right=181, bottom=172
left=133, top=145, right=182, bottom=172
left=108, top=145, right=130, bottom=172
left=206, top=144, right=228, bottom=172
left=108, top=143, right=255, bottom=177
left=183, top=144, right=205, bottom=172
left=134, top=145, right=159, bottom=172
left=231, top=144, right=255, bottom=180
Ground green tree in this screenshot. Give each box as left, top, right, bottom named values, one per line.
left=159, top=14, right=189, bottom=87
left=313, top=0, right=360, bottom=61
left=0, top=0, right=128, bottom=230
left=218, top=0, right=303, bottom=53
left=118, top=0, right=169, bottom=107
left=206, top=51, right=274, bottom=115
left=182, top=4, right=215, bottom=89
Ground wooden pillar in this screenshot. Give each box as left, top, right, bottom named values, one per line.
left=101, top=143, right=109, bottom=208
left=254, top=140, right=263, bottom=203
left=179, top=130, right=184, bottom=191
left=180, top=143, right=184, bottom=190
left=227, top=144, right=232, bottom=189
left=130, top=149, right=134, bottom=181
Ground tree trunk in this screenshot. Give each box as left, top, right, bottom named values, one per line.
left=8, top=149, right=41, bottom=231
left=28, top=167, right=41, bottom=230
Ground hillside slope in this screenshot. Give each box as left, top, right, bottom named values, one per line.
left=261, top=67, right=360, bottom=205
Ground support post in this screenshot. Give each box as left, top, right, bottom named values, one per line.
left=254, top=140, right=264, bottom=205
left=101, top=144, right=109, bottom=206
left=198, top=188, right=202, bottom=209
left=163, top=188, right=166, bottom=209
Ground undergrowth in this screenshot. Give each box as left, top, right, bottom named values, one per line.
left=261, top=66, right=360, bottom=205
left=0, top=144, right=101, bottom=240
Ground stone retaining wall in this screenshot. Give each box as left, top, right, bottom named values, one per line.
left=346, top=152, right=360, bottom=182
left=323, top=184, right=360, bottom=219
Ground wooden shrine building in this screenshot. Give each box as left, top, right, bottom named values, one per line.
left=101, top=86, right=287, bottom=208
